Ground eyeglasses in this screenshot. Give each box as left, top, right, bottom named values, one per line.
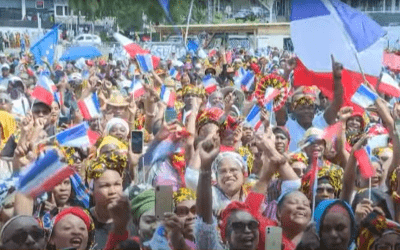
left=375, top=244, right=400, bottom=250
left=4, top=228, right=44, bottom=244
left=231, top=220, right=259, bottom=233
left=175, top=205, right=196, bottom=217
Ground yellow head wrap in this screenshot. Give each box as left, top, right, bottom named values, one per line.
left=97, top=136, right=128, bottom=156
left=173, top=188, right=196, bottom=205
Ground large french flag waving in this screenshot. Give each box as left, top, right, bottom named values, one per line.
left=291, top=0, right=386, bottom=112
left=291, top=0, right=386, bottom=77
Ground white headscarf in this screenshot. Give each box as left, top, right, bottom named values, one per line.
left=105, top=118, right=129, bottom=137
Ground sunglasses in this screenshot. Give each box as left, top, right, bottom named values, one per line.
left=4, top=228, right=44, bottom=244
left=231, top=220, right=259, bottom=233
left=175, top=205, right=196, bottom=217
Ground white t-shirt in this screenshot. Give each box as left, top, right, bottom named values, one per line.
left=287, top=112, right=328, bottom=152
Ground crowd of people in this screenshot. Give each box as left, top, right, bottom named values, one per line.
left=0, top=43, right=399, bottom=250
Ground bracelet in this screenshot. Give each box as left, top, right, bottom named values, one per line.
left=392, top=191, right=400, bottom=204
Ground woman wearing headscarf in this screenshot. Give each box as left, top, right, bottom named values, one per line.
left=195, top=133, right=302, bottom=250
left=46, top=206, right=95, bottom=250
left=0, top=110, right=16, bottom=151
left=296, top=199, right=357, bottom=250
left=105, top=118, right=129, bottom=141
left=96, top=135, right=128, bottom=157
left=356, top=211, right=400, bottom=249
left=85, top=153, right=127, bottom=249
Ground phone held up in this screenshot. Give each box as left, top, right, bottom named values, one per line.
left=131, top=130, right=144, bottom=154
left=155, top=185, right=174, bottom=220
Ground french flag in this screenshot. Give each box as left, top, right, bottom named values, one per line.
left=291, top=0, right=386, bottom=78
left=169, top=67, right=181, bottom=80
left=56, top=122, right=92, bottom=147
left=354, top=148, right=376, bottom=179
left=378, top=72, right=400, bottom=98
left=18, top=150, right=72, bottom=197
left=113, top=32, right=160, bottom=68
left=136, top=54, right=154, bottom=73
left=240, top=71, right=255, bottom=92
left=203, top=74, right=218, bottom=94
left=160, top=85, right=176, bottom=108
left=246, top=105, right=262, bottom=131
left=77, top=93, right=101, bottom=121
left=130, top=80, right=146, bottom=99
left=261, top=87, right=279, bottom=106
left=31, top=75, right=55, bottom=106
left=351, top=84, right=378, bottom=109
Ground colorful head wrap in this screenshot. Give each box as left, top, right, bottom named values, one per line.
left=97, top=135, right=128, bottom=156
left=346, top=111, right=369, bottom=146
left=237, top=146, right=254, bottom=174
left=131, top=189, right=155, bottom=223
left=182, top=84, right=205, bottom=97
left=86, top=152, right=127, bottom=180
left=105, top=118, right=129, bottom=138
left=211, top=151, right=248, bottom=179
left=50, top=207, right=95, bottom=249
left=357, top=212, right=400, bottom=250
left=301, top=161, right=343, bottom=198
left=292, top=95, right=316, bottom=110
left=173, top=188, right=196, bottom=205
left=289, top=152, right=308, bottom=165
left=196, top=107, right=225, bottom=132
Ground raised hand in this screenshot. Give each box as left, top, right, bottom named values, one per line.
left=331, top=55, right=343, bottom=79
left=338, top=106, right=353, bottom=122
left=198, top=136, right=220, bottom=171
left=351, top=134, right=369, bottom=152
left=154, top=120, right=183, bottom=142
left=107, top=195, right=130, bottom=234
left=355, top=199, right=373, bottom=223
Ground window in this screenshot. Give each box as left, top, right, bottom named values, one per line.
left=56, top=6, right=63, bottom=16
left=85, top=36, right=93, bottom=40
left=64, top=6, right=69, bottom=16
left=36, top=1, right=44, bottom=9
left=77, top=36, right=84, bottom=41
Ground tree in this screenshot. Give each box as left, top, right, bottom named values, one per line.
left=68, top=0, right=208, bottom=31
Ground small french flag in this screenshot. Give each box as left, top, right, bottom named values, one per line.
left=261, top=87, right=279, bottom=106
left=77, top=93, right=101, bottom=121
left=130, top=80, right=146, bottom=99
left=160, top=85, right=176, bottom=108
left=31, top=75, right=55, bottom=106
left=351, top=84, right=378, bottom=109
left=56, top=122, right=92, bottom=147
left=246, top=104, right=263, bottom=131
left=136, top=54, right=154, bottom=73
left=169, top=67, right=181, bottom=81
left=18, top=150, right=73, bottom=197
left=354, top=148, right=376, bottom=179
left=203, top=74, right=218, bottom=94
left=240, top=71, right=255, bottom=92
left=378, top=73, right=400, bottom=98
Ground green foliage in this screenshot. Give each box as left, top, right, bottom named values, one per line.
left=68, top=0, right=208, bottom=31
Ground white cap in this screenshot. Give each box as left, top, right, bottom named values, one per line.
left=1, top=64, right=10, bottom=70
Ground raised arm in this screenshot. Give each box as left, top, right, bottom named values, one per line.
left=324, top=55, right=344, bottom=125
left=196, top=138, right=220, bottom=224
left=340, top=135, right=369, bottom=203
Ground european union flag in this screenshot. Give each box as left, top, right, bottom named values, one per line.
left=30, top=26, right=58, bottom=65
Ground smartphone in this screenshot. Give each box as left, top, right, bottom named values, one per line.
left=265, top=226, right=282, bottom=250
left=108, top=53, right=113, bottom=61
left=155, top=185, right=174, bottom=220
left=164, top=109, right=177, bottom=123
left=131, top=130, right=144, bottom=154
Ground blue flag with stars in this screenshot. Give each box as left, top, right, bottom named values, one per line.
left=30, top=26, right=58, bottom=65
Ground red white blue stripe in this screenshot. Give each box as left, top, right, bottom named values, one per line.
left=160, top=85, right=176, bottom=108
left=351, top=84, right=378, bottom=109
left=240, top=70, right=255, bottom=92
left=77, top=93, right=101, bottom=120
left=262, top=87, right=279, bottom=106
left=130, top=80, right=146, bottom=99
left=31, top=75, right=55, bottom=106
left=291, top=0, right=386, bottom=77
left=378, top=73, right=400, bottom=98
left=18, top=150, right=68, bottom=196
left=56, top=122, right=91, bottom=147
left=136, top=54, right=154, bottom=73
left=169, top=67, right=181, bottom=80
left=202, top=74, right=218, bottom=94
left=246, top=104, right=263, bottom=131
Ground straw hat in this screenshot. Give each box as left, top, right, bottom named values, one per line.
left=106, top=91, right=129, bottom=107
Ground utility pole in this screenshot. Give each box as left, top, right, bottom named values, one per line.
left=184, top=0, right=195, bottom=46
left=208, top=0, right=213, bottom=23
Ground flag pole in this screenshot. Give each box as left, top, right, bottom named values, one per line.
left=311, top=153, right=319, bottom=222
left=354, top=52, right=368, bottom=84
left=184, top=0, right=195, bottom=47
left=368, top=177, right=372, bottom=201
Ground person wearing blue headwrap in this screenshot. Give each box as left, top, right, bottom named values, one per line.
left=296, top=199, right=356, bottom=250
